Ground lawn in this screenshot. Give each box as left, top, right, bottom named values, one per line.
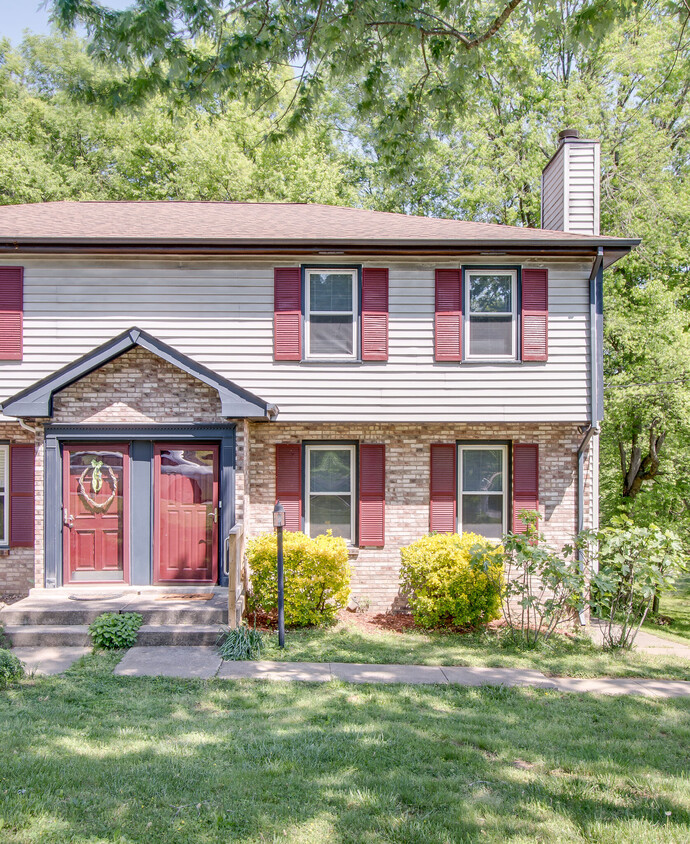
left=0, top=652, right=689, bottom=843
left=255, top=614, right=690, bottom=681
left=644, top=577, right=690, bottom=645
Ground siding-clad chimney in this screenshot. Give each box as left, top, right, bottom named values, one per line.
left=541, top=129, right=600, bottom=236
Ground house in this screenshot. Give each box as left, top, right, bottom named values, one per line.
left=0, top=130, right=638, bottom=617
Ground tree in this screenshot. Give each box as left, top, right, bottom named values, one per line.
left=0, top=33, right=355, bottom=205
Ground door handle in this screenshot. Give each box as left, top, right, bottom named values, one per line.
left=63, top=510, right=74, bottom=529
left=208, top=507, right=218, bottom=524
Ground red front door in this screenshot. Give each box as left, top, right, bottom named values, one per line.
left=63, top=444, right=130, bottom=584
left=154, top=444, right=219, bottom=583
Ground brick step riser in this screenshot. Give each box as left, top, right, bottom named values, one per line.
left=1, top=609, right=228, bottom=626
left=5, top=626, right=222, bottom=648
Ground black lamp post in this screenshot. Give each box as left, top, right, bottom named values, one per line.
left=273, top=501, right=286, bottom=649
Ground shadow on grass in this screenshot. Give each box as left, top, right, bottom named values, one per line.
left=0, top=652, right=689, bottom=843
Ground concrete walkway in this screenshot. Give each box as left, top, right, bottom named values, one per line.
left=588, top=619, right=690, bottom=660
left=110, top=646, right=690, bottom=698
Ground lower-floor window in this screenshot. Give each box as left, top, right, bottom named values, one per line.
left=305, top=444, right=355, bottom=541
left=0, top=445, right=7, bottom=544
left=458, top=444, right=507, bottom=539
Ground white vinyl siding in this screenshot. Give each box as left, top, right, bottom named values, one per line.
left=0, top=254, right=591, bottom=423
left=0, top=445, right=8, bottom=545
left=541, top=140, right=600, bottom=236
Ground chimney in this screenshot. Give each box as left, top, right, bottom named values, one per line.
left=541, top=129, right=600, bottom=235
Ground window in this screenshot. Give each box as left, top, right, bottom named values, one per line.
left=465, top=270, right=517, bottom=359
left=305, top=269, right=357, bottom=359
left=458, top=444, right=507, bottom=539
left=0, top=445, right=8, bottom=545
left=305, top=444, right=355, bottom=541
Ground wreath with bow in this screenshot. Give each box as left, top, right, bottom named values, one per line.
left=77, top=458, right=118, bottom=513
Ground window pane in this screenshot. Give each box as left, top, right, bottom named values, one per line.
left=469, top=315, right=513, bottom=356
left=0, top=448, right=5, bottom=493
left=310, top=273, right=353, bottom=312
left=469, top=275, right=512, bottom=313
left=462, top=494, right=504, bottom=539
left=309, top=449, right=352, bottom=493
left=463, top=449, right=503, bottom=492
left=310, top=314, right=354, bottom=356
left=309, top=494, right=352, bottom=540
left=0, top=495, right=5, bottom=544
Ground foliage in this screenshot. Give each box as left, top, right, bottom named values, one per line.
left=589, top=519, right=686, bottom=650
left=399, top=532, right=503, bottom=629
left=216, top=624, right=265, bottom=661
left=0, top=648, right=24, bottom=688
left=88, top=612, right=143, bottom=650
left=487, top=512, right=587, bottom=647
left=0, top=34, right=354, bottom=206
left=246, top=531, right=351, bottom=627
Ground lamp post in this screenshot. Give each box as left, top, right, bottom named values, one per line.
left=273, top=501, right=285, bottom=649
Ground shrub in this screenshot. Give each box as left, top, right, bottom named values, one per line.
left=0, top=649, right=24, bottom=688
left=589, top=519, right=685, bottom=649
left=88, top=612, right=143, bottom=650
left=490, top=511, right=587, bottom=646
left=246, top=531, right=351, bottom=627
left=216, top=624, right=265, bottom=660
left=400, top=532, right=503, bottom=629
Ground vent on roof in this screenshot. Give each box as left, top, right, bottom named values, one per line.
left=541, top=129, right=600, bottom=236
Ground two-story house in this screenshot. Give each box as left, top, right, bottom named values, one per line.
left=0, top=130, right=638, bottom=616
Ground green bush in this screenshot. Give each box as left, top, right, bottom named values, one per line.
left=88, top=612, right=143, bottom=650
left=0, top=649, right=24, bottom=688
left=216, top=624, right=265, bottom=660
left=400, top=532, right=503, bottom=629
left=246, top=531, right=351, bottom=627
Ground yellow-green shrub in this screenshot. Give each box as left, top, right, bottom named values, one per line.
left=400, top=532, right=503, bottom=629
left=246, top=531, right=351, bottom=627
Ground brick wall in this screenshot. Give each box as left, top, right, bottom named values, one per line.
left=245, top=422, right=593, bottom=612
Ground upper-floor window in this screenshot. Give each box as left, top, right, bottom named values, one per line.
left=465, top=270, right=517, bottom=360
left=305, top=269, right=358, bottom=360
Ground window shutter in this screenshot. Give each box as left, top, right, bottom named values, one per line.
left=274, top=267, right=302, bottom=361
left=512, top=443, right=539, bottom=533
left=430, top=444, right=456, bottom=533
left=521, top=269, right=548, bottom=361
left=435, top=269, right=462, bottom=361
left=0, top=267, right=23, bottom=361
left=359, top=444, right=385, bottom=546
left=361, top=268, right=389, bottom=361
left=275, top=444, right=302, bottom=531
left=10, top=444, right=34, bottom=547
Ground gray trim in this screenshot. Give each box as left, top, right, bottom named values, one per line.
left=1, top=327, right=274, bottom=420
left=42, top=424, right=236, bottom=589
left=589, top=247, right=604, bottom=425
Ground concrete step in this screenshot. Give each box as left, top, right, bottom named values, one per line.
left=1, top=606, right=227, bottom=626
left=4, top=624, right=222, bottom=648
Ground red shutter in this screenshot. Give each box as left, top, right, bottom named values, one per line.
left=512, top=443, right=539, bottom=533
left=435, top=269, right=462, bottom=361
left=521, top=269, right=548, bottom=361
left=274, top=267, right=302, bottom=361
left=361, top=268, right=389, bottom=361
left=10, top=444, right=34, bottom=547
left=275, top=444, right=302, bottom=532
left=430, top=444, right=456, bottom=533
left=359, top=444, right=385, bottom=546
left=0, top=267, right=23, bottom=361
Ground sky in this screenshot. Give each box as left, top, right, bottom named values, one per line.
left=0, top=1, right=133, bottom=45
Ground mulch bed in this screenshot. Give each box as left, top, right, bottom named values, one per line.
left=0, top=593, right=26, bottom=607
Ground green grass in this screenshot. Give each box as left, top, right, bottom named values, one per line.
left=258, top=616, right=690, bottom=680
left=0, top=652, right=689, bottom=843
left=644, top=579, right=690, bottom=645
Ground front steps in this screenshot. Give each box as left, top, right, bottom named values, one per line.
left=1, top=588, right=229, bottom=648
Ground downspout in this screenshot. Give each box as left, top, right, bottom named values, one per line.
left=577, top=247, right=604, bottom=624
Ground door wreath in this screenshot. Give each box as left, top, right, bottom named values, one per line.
left=78, top=458, right=118, bottom=513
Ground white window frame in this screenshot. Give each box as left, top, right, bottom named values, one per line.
left=305, top=268, right=358, bottom=361
left=305, top=444, right=356, bottom=542
left=0, top=445, right=8, bottom=546
left=464, top=269, right=518, bottom=361
left=457, top=443, right=508, bottom=539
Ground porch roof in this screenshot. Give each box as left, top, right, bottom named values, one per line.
left=0, top=327, right=277, bottom=420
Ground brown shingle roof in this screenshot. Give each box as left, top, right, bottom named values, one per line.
left=0, top=201, right=638, bottom=258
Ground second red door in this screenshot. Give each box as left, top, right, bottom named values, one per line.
left=154, top=444, right=219, bottom=583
